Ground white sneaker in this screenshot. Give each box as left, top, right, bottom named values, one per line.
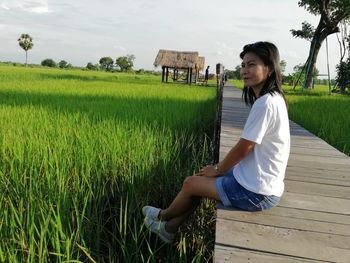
left=144, top=217, right=174, bottom=244
left=142, top=206, right=161, bottom=221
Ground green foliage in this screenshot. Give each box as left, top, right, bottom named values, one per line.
left=99, top=57, right=114, bottom=71
left=298, top=0, right=350, bottom=16
left=287, top=93, right=350, bottom=156
left=86, top=62, right=99, bottom=71
left=0, top=66, right=217, bottom=262
left=116, top=54, right=135, bottom=72
left=280, top=60, right=287, bottom=75
left=290, top=63, right=319, bottom=87
left=17, top=33, right=34, bottom=51
left=58, top=60, right=68, bottom=69
left=290, top=21, right=315, bottom=41
left=41, top=58, right=57, bottom=68
left=226, top=65, right=241, bottom=80
left=335, top=58, right=350, bottom=93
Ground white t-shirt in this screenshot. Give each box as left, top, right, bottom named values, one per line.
left=233, top=93, right=290, bottom=197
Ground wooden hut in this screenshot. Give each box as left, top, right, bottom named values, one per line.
left=154, top=49, right=205, bottom=84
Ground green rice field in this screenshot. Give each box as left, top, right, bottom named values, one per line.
left=286, top=88, right=350, bottom=156
left=0, top=66, right=217, bottom=262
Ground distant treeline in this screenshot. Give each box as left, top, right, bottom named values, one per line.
left=0, top=60, right=162, bottom=76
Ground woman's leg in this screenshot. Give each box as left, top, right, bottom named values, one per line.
left=159, top=176, right=220, bottom=232
left=163, top=197, right=200, bottom=233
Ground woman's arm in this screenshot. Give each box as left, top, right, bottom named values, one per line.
left=196, top=138, right=255, bottom=177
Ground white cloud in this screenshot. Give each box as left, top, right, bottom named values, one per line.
left=113, top=45, right=126, bottom=51
left=214, top=42, right=236, bottom=56
left=0, top=0, right=50, bottom=13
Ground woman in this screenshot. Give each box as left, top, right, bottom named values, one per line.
left=143, top=41, right=290, bottom=244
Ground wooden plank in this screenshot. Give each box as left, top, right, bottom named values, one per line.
left=217, top=204, right=350, bottom=226
left=217, top=208, right=350, bottom=236
left=215, top=245, right=326, bottom=263
left=215, top=219, right=350, bottom=262
left=289, top=154, right=350, bottom=166
left=290, top=147, right=349, bottom=158
left=279, top=192, right=350, bottom=215
left=284, top=180, right=350, bottom=199
left=287, top=158, right=350, bottom=171
left=285, top=176, right=350, bottom=187
left=286, top=166, right=350, bottom=181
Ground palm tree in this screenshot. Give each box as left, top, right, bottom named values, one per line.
left=18, top=34, right=34, bottom=66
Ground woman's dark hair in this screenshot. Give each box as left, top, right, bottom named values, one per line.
left=239, top=41, right=286, bottom=106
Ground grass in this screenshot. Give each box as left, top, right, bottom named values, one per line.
left=229, top=79, right=350, bottom=156
left=0, top=66, right=217, bottom=262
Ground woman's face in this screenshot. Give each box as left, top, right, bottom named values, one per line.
left=240, top=52, right=270, bottom=91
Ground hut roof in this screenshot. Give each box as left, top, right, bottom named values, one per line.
left=196, top=56, right=205, bottom=71
left=154, top=49, right=204, bottom=70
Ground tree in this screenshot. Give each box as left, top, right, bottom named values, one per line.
left=41, top=58, right=57, bottom=68
left=226, top=65, right=241, bottom=80
left=291, top=0, right=350, bottom=89
left=335, top=58, right=350, bottom=93
left=115, top=54, right=135, bottom=72
left=58, top=60, right=68, bottom=69
left=280, top=60, right=287, bottom=75
left=99, top=57, right=114, bottom=71
left=86, top=62, right=99, bottom=71
left=18, top=33, right=34, bottom=66
left=292, top=63, right=319, bottom=88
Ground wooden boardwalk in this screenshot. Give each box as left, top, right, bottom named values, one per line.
left=214, top=84, right=350, bottom=263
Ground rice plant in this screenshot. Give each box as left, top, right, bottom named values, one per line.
left=0, top=66, right=217, bottom=262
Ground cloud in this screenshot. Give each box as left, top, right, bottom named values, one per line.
left=0, top=0, right=50, bottom=13
left=214, top=42, right=236, bottom=56
left=113, top=45, right=126, bottom=51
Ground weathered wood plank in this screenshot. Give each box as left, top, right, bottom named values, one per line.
left=288, top=154, right=350, bottom=166
left=287, top=159, right=350, bottom=172
left=286, top=166, right=350, bottom=180
left=216, top=208, right=350, bottom=236
left=284, top=180, right=350, bottom=199
left=215, top=245, right=327, bottom=263
left=279, top=192, right=350, bottom=215
left=285, top=176, right=350, bottom=187
left=215, top=219, right=350, bottom=262
left=217, top=204, right=350, bottom=226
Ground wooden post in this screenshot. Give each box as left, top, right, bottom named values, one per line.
left=214, top=63, right=224, bottom=163
left=187, top=68, right=190, bottom=84
left=166, top=67, right=169, bottom=82
left=189, top=68, right=193, bottom=85
left=161, top=66, right=165, bottom=82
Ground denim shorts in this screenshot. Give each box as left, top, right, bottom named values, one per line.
left=215, top=169, right=280, bottom=211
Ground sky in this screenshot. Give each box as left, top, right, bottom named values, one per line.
left=0, top=0, right=343, bottom=77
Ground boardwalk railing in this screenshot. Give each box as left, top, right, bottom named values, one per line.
left=213, top=64, right=225, bottom=164
left=214, top=83, right=350, bottom=263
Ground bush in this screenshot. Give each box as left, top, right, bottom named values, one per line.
left=335, top=58, right=350, bottom=93
left=86, top=62, right=99, bottom=71
left=58, top=60, right=68, bottom=69
left=41, top=58, right=57, bottom=68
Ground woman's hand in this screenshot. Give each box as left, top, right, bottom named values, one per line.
left=194, top=165, right=220, bottom=177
